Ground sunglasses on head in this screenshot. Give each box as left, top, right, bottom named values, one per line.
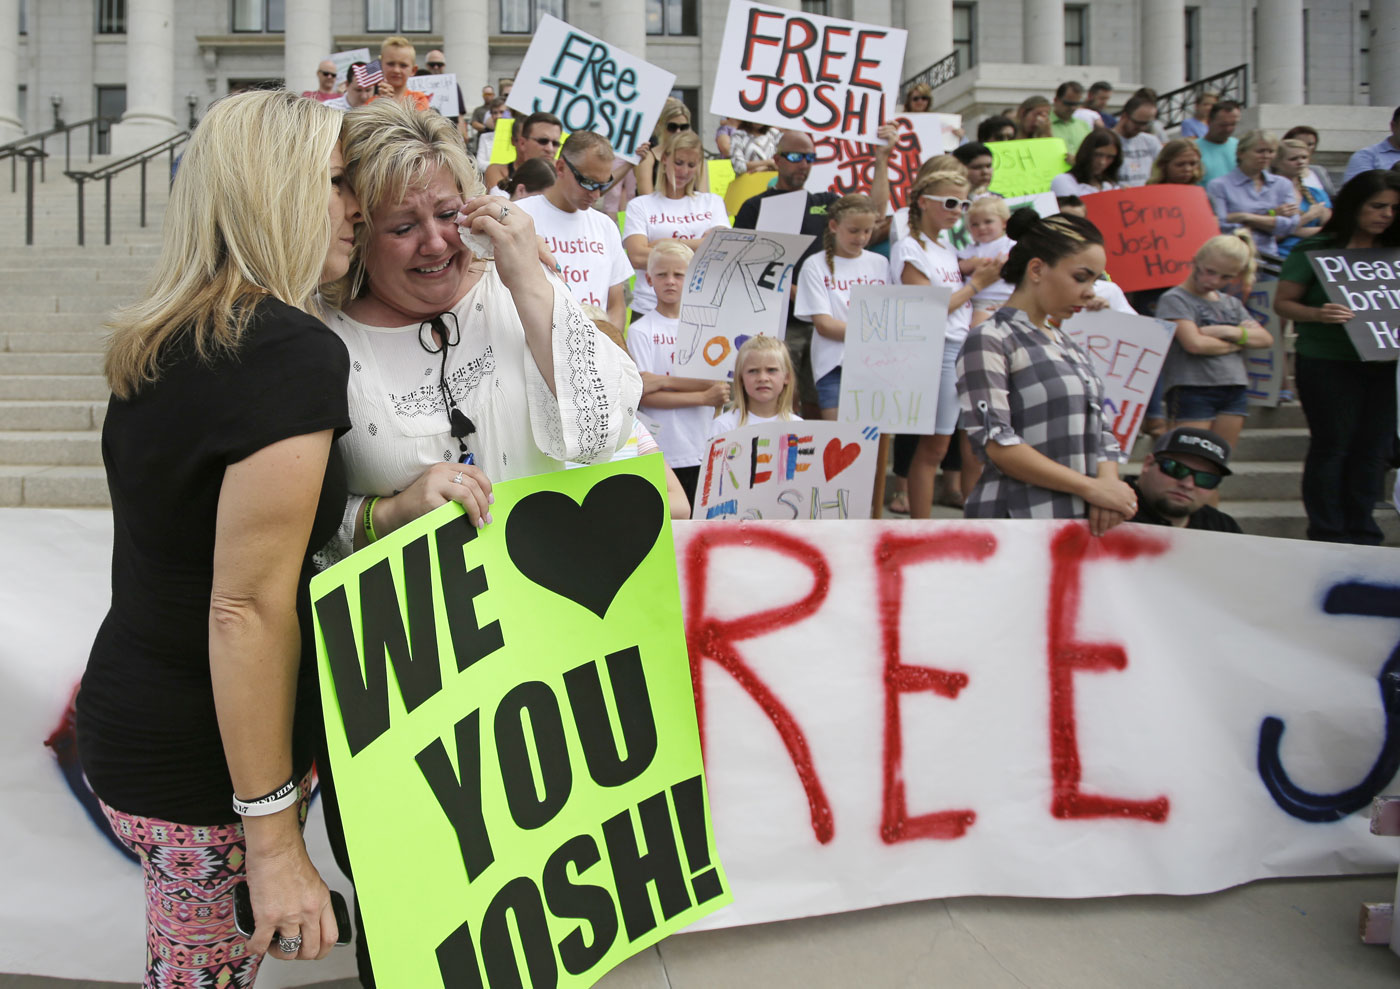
left=562, top=154, right=616, bottom=193
left=921, top=195, right=972, bottom=212
left=665, top=121, right=690, bottom=132
left=1155, top=457, right=1222, bottom=489
left=779, top=151, right=817, bottom=163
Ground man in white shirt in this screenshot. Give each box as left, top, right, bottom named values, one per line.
left=1113, top=94, right=1164, bottom=187
left=514, top=131, right=633, bottom=328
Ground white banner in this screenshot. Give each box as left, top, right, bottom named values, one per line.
left=509, top=15, right=676, bottom=162
left=710, top=1, right=907, bottom=145
left=838, top=283, right=949, bottom=434
left=807, top=113, right=962, bottom=210
left=409, top=72, right=460, bottom=118
left=673, top=228, right=813, bottom=380
left=695, top=421, right=878, bottom=520
left=7, top=511, right=1400, bottom=979
left=1061, top=309, right=1172, bottom=454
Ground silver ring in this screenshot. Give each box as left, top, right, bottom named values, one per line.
left=499, top=205, right=510, bottom=221
left=278, top=933, right=303, bottom=954
left=453, top=471, right=465, bottom=485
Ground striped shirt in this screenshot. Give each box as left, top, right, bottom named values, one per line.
left=957, top=306, right=1126, bottom=519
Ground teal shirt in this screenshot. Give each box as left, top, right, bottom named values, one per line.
left=1197, top=136, right=1238, bottom=186
left=1051, top=116, right=1091, bottom=157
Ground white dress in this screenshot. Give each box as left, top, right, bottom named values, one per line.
left=322, top=269, right=642, bottom=560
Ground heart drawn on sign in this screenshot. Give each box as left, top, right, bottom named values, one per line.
left=823, top=438, right=861, bottom=481
left=504, top=472, right=664, bottom=619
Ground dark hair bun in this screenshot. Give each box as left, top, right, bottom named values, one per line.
left=1006, top=206, right=1042, bottom=241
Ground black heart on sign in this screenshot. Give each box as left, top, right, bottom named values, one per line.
left=505, top=473, right=664, bottom=619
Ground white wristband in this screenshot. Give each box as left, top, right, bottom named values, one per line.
left=232, top=778, right=299, bottom=817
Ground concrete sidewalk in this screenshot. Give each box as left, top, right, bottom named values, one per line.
left=6, top=874, right=1399, bottom=988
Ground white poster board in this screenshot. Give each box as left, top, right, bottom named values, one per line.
left=408, top=73, right=460, bottom=118
left=807, top=113, right=962, bottom=209
left=673, top=228, right=814, bottom=380
left=838, top=284, right=950, bottom=434
left=695, top=421, right=878, bottom=520
left=508, top=14, right=676, bottom=162
left=1061, top=309, right=1172, bottom=454
left=756, top=189, right=808, bottom=234
left=330, top=48, right=370, bottom=84
left=710, top=0, right=908, bottom=145
left=1243, top=281, right=1287, bottom=407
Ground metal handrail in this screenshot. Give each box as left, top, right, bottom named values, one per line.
left=15, top=147, right=46, bottom=246
left=901, top=51, right=960, bottom=96
left=64, top=131, right=189, bottom=246
left=1156, top=64, right=1249, bottom=130
left=0, top=117, right=115, bottom=192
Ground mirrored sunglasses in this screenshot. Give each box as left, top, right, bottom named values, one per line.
left=1155, top=457, right=1222, bottom=489
left=562, top=154, right=616, bottom=193
left=779, top=151, right=817, bottom=163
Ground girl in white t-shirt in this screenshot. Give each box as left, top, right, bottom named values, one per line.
left=891, top=170, right=1001, bottom=518
left=794, top=193, right=890, bottom=419
left=957, top=196, right=1016, bottom=321
left=622, top=130, right=730, bottom=316
left=708, top=334, right=803, bottom=437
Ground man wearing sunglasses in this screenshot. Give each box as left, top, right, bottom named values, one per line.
left=1127, top=427, right=1241, bottom=533
left=482, top=110, right=563, bottom=196
left=301, top=59, right=339, bottom=102
left=515, top=131, right=633, bottom=329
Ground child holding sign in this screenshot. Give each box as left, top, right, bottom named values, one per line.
left=891, top=171, right=1002, bottom=518
left=708, top=335, right=802, bottom=436
left=795, top=194, right=891, bottom=420
left=1157, top=233, right=1272, bottom=449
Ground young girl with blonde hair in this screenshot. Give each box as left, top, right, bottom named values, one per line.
left=708, top=334, right=802, bottom=436
left=794, top=193, right=890, bottom=419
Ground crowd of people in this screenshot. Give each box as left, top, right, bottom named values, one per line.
left=75, top=35, right=1400, bottom=989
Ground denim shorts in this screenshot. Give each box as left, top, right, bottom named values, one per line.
left=1166, top=383, right=1249, bottom=420
left=816, top=366, right=842, bottom=411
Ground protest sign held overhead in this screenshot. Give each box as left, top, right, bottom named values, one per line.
left=696, top=420, right=878, bottom=520
left=986, top=138, right=1070, bottom=197
left=1083, top=185, right=1220, bottom=293
left=1061, top=309, right=1171, bottom=453
left=311, top=458, right=730, bottom=989
left=410, top=73, right=460, bottom=119
left=1305, top=248, right=1400, bottom=361
left=838, top=284, right=949, bottom=434
left=806, top=113, right=962, bottom=209
left=711, top=0, right=907, bottom=145
left=510, top=15, right=675, bottom=162
left=673, top=228, right=814, bottom=380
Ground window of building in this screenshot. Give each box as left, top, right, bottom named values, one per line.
left=670, top=86, right=699, bottom=131
left=232, top=0, right=285, bottom=33
left=801, top=0, right=829, bottom=13
left=17, top=85, right=26, bottom=130
left=96, top=0, right=125, bottom=34
left=500, top=0, right=564, bottom=34
left=367, top=0, right=431, bottom=33
left=953, top=3, right=977, bottom=73
left=646, top=0, right=697, bottom=37
left=1064, top=6, right=1088, bottom=66
left=1359, top=10, right=1369, bottom=90
left=1184, top=7, right=1200, bottom=82
left=19, top=0, right=26, bottom=35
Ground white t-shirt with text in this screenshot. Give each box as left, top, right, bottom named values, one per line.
left=622, top=191, right=729, bottom=314
left=627, top=310, right=713, bottom=469
left=1116, top=131, right=1163, bottom=187
left=889, top=235, right=973, bottom=346
left=514, top=195, right=632, bottom=312
left=706, top=409, right=804, bottom=439
left=794, top=250, right=891, bottom=383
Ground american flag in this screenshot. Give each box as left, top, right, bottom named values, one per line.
left=352, top=60, right=384, bottom=89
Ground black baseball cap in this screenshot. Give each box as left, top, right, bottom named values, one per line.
left=1154, top=427, right=1232, bottom=476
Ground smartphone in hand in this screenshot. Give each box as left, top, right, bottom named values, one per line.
left=232, top=881, right=352, bottom=946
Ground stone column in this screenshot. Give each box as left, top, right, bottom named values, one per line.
left=601, top=0, right=647, bottom=61
left=443, top=0, right=489, bottom=103
left=1256, top=0, right=1304, bottom=104
left=283, top=0, right=332, bottom=97
left=903, top=0, right=952, bottom=84
left=1024, top=0, right=1064, bottom=66
left=1371, top=0, right=1400, bottom=108
left=0, top=0, right=22, bottom=142
left=109, top=0, right=178, bottom=154
left=1141, top=0, right=1185, bottom=93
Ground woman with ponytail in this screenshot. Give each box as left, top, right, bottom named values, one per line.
left=957, top=209, right=1139, bottom=534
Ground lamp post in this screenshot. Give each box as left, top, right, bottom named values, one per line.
left=50, top=93, right=63, bottom=129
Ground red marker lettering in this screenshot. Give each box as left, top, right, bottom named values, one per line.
left=741, top=9, right=786, bottom=71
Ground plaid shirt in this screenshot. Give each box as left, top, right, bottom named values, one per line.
left=957, top=306, right=1126, bottom=519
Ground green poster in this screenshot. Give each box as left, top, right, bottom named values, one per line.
left=311, top=456, right=731, bottom=988
left=987, top=137, right=1071, bottom=198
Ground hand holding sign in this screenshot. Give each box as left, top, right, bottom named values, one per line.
left=1304, top=249, right=1400, bottom=360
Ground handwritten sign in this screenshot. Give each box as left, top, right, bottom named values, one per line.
left=986, top=138, right=1070, bottom=197
left=1305, top=248, right=1400, bottom=361
left=509, top=15, right=675, bottom=162
left=1061, top=309, right=1171, bottom=452
left=409, top=73, right=460, bottom=118
left=838, top=284, right=949, bottom=433
left=1083, top=185, right=1220, bottom=293
left=696, top=421, right=877, bottom=520
left=1241, top=282, right=1287, bottom=406
left=673, top=228, right=814, bottom=380
left=311, top=459, right=731, bottom=988
left=330, top=47, right=370, bottom=84
left=806, top=113, right=961, bottom=209
left=710, top=0, right=907, bottom=145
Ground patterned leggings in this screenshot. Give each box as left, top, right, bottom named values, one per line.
left=99, top=773, right=313, bottom=989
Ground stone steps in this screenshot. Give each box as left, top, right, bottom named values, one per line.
left=2, top=331, right=112, bottom=352
left=0, top=400, right=106, bottom=431
left=0, top=464, right=108, bottom=507
left=0, top=352, right=105, bottom=374
left=0, top=430, right=102, bottom=466
left=1226, top=499, right=1400, bottom=542
left=0, top=374, right=110, bottom=400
